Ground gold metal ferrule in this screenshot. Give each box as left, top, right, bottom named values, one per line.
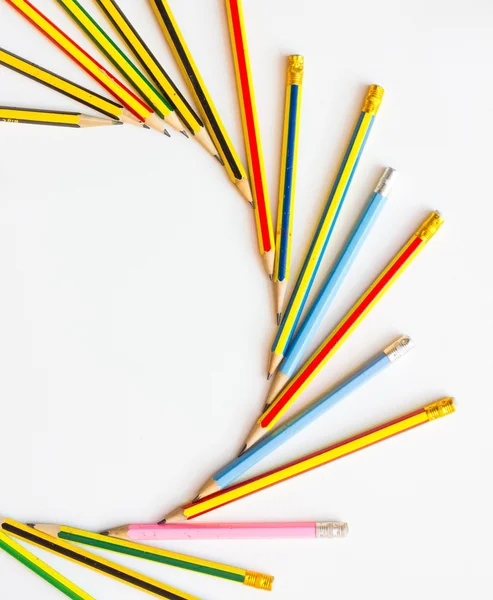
left=244, top=571, right=274, bottom=591
left=424, top=398, right=455, bottom=421
left=287, top=55, right=304, bottom=85
left=362, top=84, right=384, bottom=115
left=415, top=211, right=444, bottom=242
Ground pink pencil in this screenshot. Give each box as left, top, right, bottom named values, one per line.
left=104, top=521, right=349, bottom=541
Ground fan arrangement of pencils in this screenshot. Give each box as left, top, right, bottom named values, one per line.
left=0, top=0, right=455, bottom=598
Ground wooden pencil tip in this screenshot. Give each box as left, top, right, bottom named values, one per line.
left=238, top=443, right=247, bottom=457
left=99, top=530, right=109, bottom=536
left=157, top=519, right=167, bottom=525
left=214, top=154, right=225, bottom=166
left=191, top=495, right=200, bottom=503
left=277, top=313, right=281, bottom=326
left=267, top=372, right=273, bottom=381
left=250, top=201, right=255, bottom=209
left=181, top=129, right=189, bottom=138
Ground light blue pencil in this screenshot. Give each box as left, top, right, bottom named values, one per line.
left=195, top=335, right=414, bottom=498
left=266, top=167, right=399, bottom=404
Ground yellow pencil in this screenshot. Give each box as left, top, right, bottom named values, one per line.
left=0, top=106, right=121, bottom=128
left=274, top=55, right=304, bottom=320
left=93, top=0, right=219, bottom=157
left=225, top=0, right=275, bottom=276
left=148, top=0, right=253, bottom=205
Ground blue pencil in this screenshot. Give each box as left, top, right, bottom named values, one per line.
left=195, top=335, right=414, bottom=498
left=266, top=167, right=398, bottom=404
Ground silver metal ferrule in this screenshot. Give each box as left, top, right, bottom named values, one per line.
left=315, top=522, right=349, bottom=538
left=384, top=335, right=415, bottom=362
left=374, top=167, right=398, bottom=197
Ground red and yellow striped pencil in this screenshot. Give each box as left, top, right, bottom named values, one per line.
left=160, top=398, right=455, bottom=522
left=225, top=0, right=275, bottom=277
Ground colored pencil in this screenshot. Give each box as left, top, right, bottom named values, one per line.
left=242, top=211, right=444, bottom=451
left=106, top=521, right=348, bottom=541
left=160, top=398, right=455, bottom=522
left=274, top=55, right=304, bottom=321
left=0, top=106, right=120, bottom=128
left=56, top=0, right=185, bottom=136
left=31, top=524, right=274, bottom=591
left=196, top=335, right=414, bottom=499
left=269, top=84, right=384, bottom=375
left=0, top=529, right=94, bottom=600
left=5, top=0, right=167, bottom=134
left=225, top=0, right=275, bottom=276
left=148, top=0, right=253, bottom=205
left=93, top=0, right=218, bottom=157
left=266, top=166, right=398, bottom=406
left=0, top=47, right=142, bottom=126
left=0, top=518, right=200, bottom=600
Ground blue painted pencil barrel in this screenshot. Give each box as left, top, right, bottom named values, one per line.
left=280, top=167, right=399, bottom=379
left=212, top=336, right=413, bottom=490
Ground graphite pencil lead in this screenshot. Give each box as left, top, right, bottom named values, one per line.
left=267, top=373, right=272, bottom=381
left=164, top=129, right=171, bottom=137
left=214, top=154, right=225, bottom=166
left=277, top=313, right=282, bottom=326
left=143, top=124, right=150, bottom=129
left=181, top=129, right=189, bottom=138
left=238, top=443, right=247, bottom=457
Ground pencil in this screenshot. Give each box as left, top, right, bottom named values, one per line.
left=105, top=521, right=348, bottom=541
left=195, top=336, right=413, bottom=498
left=148, top=0, right=254, bottom=205
left=245, top=211, right=444, bottom=451
left=266, top=166, right=398, bottom=406
left=93, top=0, right=218, bottom=157
left=0, top=518, right=201, bottom=600
left=0, top=106, right=121, bottom=128
left=0, top=47, right=143, bottom=126
left=160, top=398, right=455, bottom=522
left=225, top=0, right=275, bottom=276
left=0, top=529, right=94, bottom=600
left=5, top=0, right=167, bottom=134
left=269, top=84, right=384, bottom=376
left=56, top=0, right=185, bottom=135
left=30, top=523, right=274, bottom=591
left=274, top=55, right=304, bottom=320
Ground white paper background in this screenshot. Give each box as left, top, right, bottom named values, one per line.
left=0, top=0, right=490, bottom=598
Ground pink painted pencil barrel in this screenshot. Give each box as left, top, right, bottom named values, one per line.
left=107, top=521, right=349, bottom=541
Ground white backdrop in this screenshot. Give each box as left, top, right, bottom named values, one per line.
left=0, top=0, right=491, bottom=598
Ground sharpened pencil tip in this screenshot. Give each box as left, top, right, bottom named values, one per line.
left=143, top=124, right=150, bottom=130
left=250, top=201, right=255, bottom=209
left=181, top=129, right=189, bottom=138
left=263, top=402, right=270, bottom=412
left=164, top=129, right=171, bottom=137
left=99, top=530, right=109, bottom=536
left=192, top=495, right=200, bottom=503
left=267, top=372, right=273, bottom=381
left=214, top=154, right=225, bottom=166
left=277, top=313, right=281, bottom=326
left=157, top=519, right=167, bottom=525
left=26, top=523, right=34, bottom=528
left=238, top=443, right=247, bottom=457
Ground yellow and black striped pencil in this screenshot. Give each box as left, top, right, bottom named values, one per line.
left=0, top=106, right=121, bottom=128
left=0, top=47, right=143, bottom=126
left=94, top=0, right=219, bottom=158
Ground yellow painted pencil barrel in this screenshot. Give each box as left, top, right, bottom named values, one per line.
left=0, top=106, right=119, bottom=128
left=148, top=0, right=253, bottom=204
left=274, top=55, right=304, bottom=317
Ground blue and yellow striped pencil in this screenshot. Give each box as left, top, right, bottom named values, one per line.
left=274, top=55, right=304, bottom=323
left=269, top=84, right=384, bottom=377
